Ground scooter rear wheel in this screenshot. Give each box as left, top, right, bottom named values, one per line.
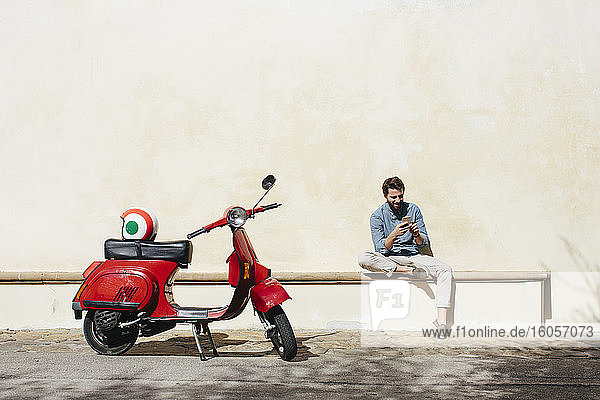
left=83, top=310, right=139, bottom=355
left=265, top=305, right=297, bottom=361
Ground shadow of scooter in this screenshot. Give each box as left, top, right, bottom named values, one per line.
left=126, top=332, right=319, bottom=360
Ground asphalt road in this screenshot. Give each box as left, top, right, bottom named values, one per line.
left=1, top=329, right=599, bottom=399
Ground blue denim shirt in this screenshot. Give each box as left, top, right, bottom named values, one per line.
left=370, top=202, right=429, bottom=256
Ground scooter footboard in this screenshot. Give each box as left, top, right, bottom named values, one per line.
left=250, top=278, right=291, bottom=313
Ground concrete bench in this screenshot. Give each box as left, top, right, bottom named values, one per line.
left=0, top=270, right=552, bottom=325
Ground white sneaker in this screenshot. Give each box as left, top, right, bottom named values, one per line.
left=432, top=320, right=449, bottom=339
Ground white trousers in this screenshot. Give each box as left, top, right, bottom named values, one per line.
left=358, top=251, right=453, bottom=308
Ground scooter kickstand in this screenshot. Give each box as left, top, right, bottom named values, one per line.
left=192, top=323, right=207, bottom=361
left=202, top=323, right=219, bottom=357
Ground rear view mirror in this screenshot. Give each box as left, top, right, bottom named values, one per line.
left=262, top=175, right=276, bottom=190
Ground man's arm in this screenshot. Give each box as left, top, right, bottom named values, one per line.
left=385, top=222, right=410, bottom=251
left=371, top=211, right=410, bottom=254
left=408, top=206, right=429, bottom=248
left=370, top=213, right=389, bottom=254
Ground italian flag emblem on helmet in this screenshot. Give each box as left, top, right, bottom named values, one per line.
left=121, top=207, right=158, bottom=241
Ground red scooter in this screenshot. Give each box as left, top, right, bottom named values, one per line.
left=72, top=175, right=297, bottom=360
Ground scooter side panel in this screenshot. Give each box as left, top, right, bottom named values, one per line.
left=76, top=260, right=178, bottom=315
left=80, top=272, right=150, bottom=311
left=250, top=277, right=291, bottom=313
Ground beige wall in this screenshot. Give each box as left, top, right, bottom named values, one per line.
left=1, top=1, right=599, bottom=280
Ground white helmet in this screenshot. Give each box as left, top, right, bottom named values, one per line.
left=121, top=207, right=158, bottom=241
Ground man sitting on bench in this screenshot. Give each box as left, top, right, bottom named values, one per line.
left=358, top=176, right=453, bottom=332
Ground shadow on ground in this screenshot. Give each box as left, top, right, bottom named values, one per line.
left=5, top=350, right=599, bottom=399
left=126, top=331, right=320, bottom=361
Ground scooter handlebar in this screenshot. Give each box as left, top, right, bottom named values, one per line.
left=186, top=227, right=207, bottom=239
left=251, top=202, right=282, bottom=214
left=188, top=203, right=281, bottom=239
left=260, top=202, right=282, bottom=211
left=187, top=215, right=228, bottom=239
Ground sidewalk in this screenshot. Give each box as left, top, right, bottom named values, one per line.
left=1, top=328, right=599, bottom=399
left=2, top=328, right=599, bottom=357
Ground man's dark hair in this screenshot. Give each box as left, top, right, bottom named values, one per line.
left=382, top=176, right=405, bottom=196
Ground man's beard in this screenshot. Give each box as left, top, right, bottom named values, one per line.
left=387, top=199, right=403, bottom=212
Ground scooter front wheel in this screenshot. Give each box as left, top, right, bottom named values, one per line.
left=265, top=305, right=297, bottom=361
left=83, top=310, right=139, bottom=356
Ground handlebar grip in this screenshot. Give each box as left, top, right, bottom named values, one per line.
left=187, top=227, right=207, bottom=239
left=261, top=202, right=282, bottom=211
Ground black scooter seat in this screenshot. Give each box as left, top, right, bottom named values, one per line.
left=104, top=239, right=193, bottom=266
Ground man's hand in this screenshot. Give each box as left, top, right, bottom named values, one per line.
left=395, top=221, right=410, bottom=237
left=409, top=222, right=419, bottom=237
left=384, top=221, right=410, bottom=251
left=409, top=222, right=424, bottom=246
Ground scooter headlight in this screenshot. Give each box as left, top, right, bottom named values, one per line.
left=227, top=207, right=248, bottom=228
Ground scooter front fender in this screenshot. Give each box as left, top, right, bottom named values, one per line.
left=250, top=277, right=291, bottom=313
